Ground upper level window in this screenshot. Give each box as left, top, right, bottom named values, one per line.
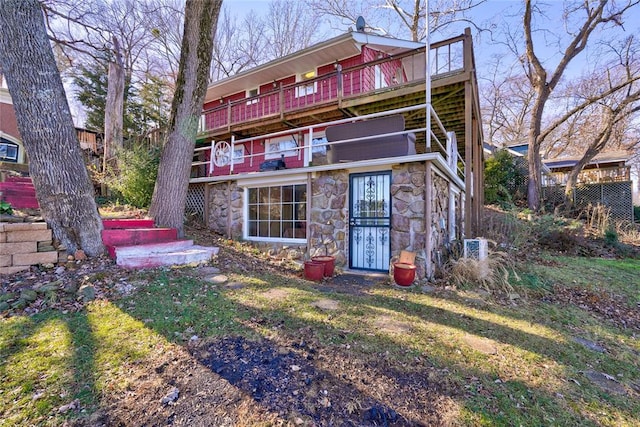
left=246, top=87, right=259, bottom=104
left=265, top=135, right=298, bottom=159
left=374, top=65, right=388, bottom=89
left=295, top=70, right=316, bottom=97
left=233, top=145, right=245, bottom=164
left=0, top=141, right=18, bottom=162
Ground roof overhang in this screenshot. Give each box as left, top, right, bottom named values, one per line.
left=204, top=32, right=423, bottom=103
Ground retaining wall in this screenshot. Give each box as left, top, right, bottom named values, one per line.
left=0, top=222, right=58, bottom=275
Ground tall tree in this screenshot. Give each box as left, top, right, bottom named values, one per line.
left=0, top=0, right=103, bottom=256
left=149, top=0, right=222, bottom=236
left=521, top=0, right=639, bottom=211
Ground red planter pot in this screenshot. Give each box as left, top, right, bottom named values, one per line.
left=311, top=256, right=335, bottom=277
left=393, top=262, right=416, bottom=286
left=304, top=261, right=325, bottom=281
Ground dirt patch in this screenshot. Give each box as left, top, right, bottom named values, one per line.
left=189, top=335, right=460, bottom=426
left=545, top=285, right=640, bottom=330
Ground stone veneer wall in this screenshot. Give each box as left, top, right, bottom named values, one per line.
left=430, top=169, right=451, bottom=273
left=309, top=171, right=348, bottom=265
left=0, top=222, right=58, bottom=275
left=390, top=162, right=427, bottom=278
left=207, top=181, right=243, bottom=240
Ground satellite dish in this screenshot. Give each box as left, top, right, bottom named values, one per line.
left=356, top=16, right=366, bottom=32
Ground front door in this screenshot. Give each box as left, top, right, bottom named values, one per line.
left=349, top=171, right=391, bottom=271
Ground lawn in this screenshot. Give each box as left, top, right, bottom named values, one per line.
left=1, top=245, right=639, bottom=426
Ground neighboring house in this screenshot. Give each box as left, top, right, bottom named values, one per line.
left=542, top=151, right=632, bottom=186
left=0, top=73, right=102, bottom=167
left=1, top=73, right=103, bottom=208
left=0, top=73, right=25, bottom=164
left=188, top=28, right=484, bottom=279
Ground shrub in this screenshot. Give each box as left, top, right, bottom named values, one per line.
left=107, top=144, right=160, bottom=208
left=484, top=149, right=527, bottom=207
left=0, top=200, right=13, bottom=215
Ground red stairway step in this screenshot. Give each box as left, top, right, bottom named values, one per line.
left=102, top=218, right=156, bottom=229
left=5, top=176, right=33, bottom=183
left=101, top=227, right=178, bottom=247
left=0, top=188, right=37, bottom=197
left=2, top=195, right=39, bottom=209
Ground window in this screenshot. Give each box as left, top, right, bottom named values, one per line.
left=374, top=65, right=388, bottom=89
left=0, top=141, right=18, bottom=162
left=247, top=184, right=307, bottom=240
left=265, top=135, right=298, bottom=159
left=295, top=70, right=317, bottom=97
left=233, top=146, right=245, bottom=164
left=246, top=87, right=259, bottom=104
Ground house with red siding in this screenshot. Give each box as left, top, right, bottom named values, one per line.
left=188, top=29, right=484, bottom=279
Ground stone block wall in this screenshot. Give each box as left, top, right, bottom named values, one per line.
left=390, top=162, right=427, bottom=278
left=0, top=222, right=58, bottom=275
left=309, top=171, right=348, bottom=265
left=430, top=170, right=451, bottom=273
left=207, top=181, right=243, bottom=239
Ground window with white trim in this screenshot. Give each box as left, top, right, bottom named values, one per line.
left=295, top=70, right=317, bottom=97
left=0, top=141, right=18, bottom=162
left=265, top=135, right=298, bottom=159
left=247, top=184, right=307, bottom=239
left=246, top=87, right=259, bottom=104
left=233, top=145, right=245, bottom=164
left=374, top=65, right=388, bottom=89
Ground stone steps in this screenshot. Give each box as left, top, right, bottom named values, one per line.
left=0, top=177, right=39, bottom=209
left=114, top=241, right=219, bottom=269
left=101, top=219, right=218, bottom=269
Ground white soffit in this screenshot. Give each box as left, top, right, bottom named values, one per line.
left=205, top=32, right=423, bottom=103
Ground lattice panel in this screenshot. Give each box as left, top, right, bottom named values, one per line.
left=185, top=184, right=206, bottom=220
left=543, top=182, right=633, bottom=221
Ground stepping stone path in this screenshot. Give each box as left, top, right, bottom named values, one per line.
left=582, top=371, right=627, bottom=395
left=374, top=315, right=413, bottom=334
left=462, top=334, right=498, bottom=355
left=572, top=337, right=606, bottom=353
left=311, top=299, right=340, bottom=311
left=260, top=288, right=291, bottom=300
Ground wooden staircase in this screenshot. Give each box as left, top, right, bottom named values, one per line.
left=0, top=176, right=39, bottom=209
left=102, top=219, right=218, bottom=269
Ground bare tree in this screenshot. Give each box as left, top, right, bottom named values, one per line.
left=308, top=0, right=485, bottom=40
left=0, top=0, right=103, bottom=256
left=520, top=0, right=640, bottom=211
left=149, top=0, right=223, bottom=236
left=265, top=0, right=323, bottom=58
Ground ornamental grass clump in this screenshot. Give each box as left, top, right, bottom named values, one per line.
left=447, top=249, right=518, bottom=295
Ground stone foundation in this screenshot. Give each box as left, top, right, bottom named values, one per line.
left=207, top=181, right=243, bottom=239
left=309, top=171, right=348, bottom=266
left=391, top=162, right=427, bottom=278
left=0, top=222, right=58, bottom=275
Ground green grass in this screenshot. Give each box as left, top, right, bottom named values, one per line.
left=1, top=255, right=639, bottom=426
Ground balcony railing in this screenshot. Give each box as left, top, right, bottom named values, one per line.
left=191, top=105, right=465, bottom=183
left=198, top=34, right=466, bottom=135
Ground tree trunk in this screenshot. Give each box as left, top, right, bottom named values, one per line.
left=0, top=0, right=104, bottom=256
left=149, top=0, right=222, bottom=237
left=103, top=36, right=125, bottom=169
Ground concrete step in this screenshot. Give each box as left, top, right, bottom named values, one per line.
left=115, top=242, right=219, bottom=269
left=101, top=227, right=178, bottom=247
left=107, top=239, right=194, bottom=259
left=102, top=218, right=155, bottom=229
